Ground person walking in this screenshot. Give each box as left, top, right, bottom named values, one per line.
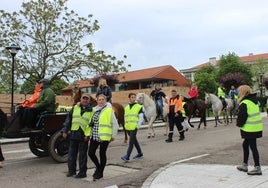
left=236, top=85, right=263, bottom=175
left=121, top=93, right=144, bottom=162
left=88, top=94, right=119, bottom=181
left=0, top=145, right=4, bottom=168
left=61, top=93, right=93, bottom=178
left=165, top=90, right=185, bottom=142
left=96, top=78, right=112, bottom=103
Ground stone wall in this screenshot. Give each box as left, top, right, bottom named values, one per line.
left=0, top=86, right=190, bottom=114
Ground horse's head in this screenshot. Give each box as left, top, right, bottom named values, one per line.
left=204, top=93, right=211, bottom=105
left=136, top=93, right=145, bottom=105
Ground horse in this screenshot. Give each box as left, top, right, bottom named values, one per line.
left=73, top=90, right=127, bottom=143
left=136, top=93, right=168, bottom=138
left=204, top=93, right=234, bottom=127
left=183, top=97, right=207, bottom=130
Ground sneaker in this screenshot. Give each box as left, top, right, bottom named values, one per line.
left=247, top=166, right=262, bottom=175
left=93, top=172, right=103, bottom=181
left=121, top=155, right=129, bottom=162
left=179, top=136, right=185, bottom=141
left=66, top=172, right=76, bottom=177
left=165, top=139, right=172, bottom=143
left=133, top=153, right=143, bottom=159
left=75, top=173, right=87, bottom=178
left=236, top=163, right=248, bottom=172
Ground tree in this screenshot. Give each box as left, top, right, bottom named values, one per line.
left=218, top=72, right=246, bottom=91
left=218, top=52, right=252, bottom=86
left=0, top=0, right=130, bottom=93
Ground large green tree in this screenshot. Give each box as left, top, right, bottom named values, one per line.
left=0, top=0, right=130, bottom=93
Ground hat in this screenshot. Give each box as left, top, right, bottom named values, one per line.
left=39, top=78, right=50, bottom=85
left=81, top=93, right=91, bottom=99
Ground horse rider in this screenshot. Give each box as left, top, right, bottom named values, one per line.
left=150, top=83, right=167, bottom=120
left=217, top=84, right=227, bottom=110
left=188, top=82, right=199, bottom=116
left=165, top=90, right=185, bottom=142
left=228, top=85, right=238, bottom=110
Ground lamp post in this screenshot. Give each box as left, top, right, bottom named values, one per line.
left=259, top=72, right=264, bottom=112
left=6, top=44, right=21, bottom=115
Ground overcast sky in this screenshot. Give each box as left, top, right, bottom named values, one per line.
left=1, top=0, right=268, bottom=71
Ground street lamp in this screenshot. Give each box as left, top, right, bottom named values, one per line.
left=6, top=44, right=21, bottom=115
left=259, top=72, right=264, bottom=112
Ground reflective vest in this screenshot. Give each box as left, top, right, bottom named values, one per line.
left=181, top=102, right=186, bottom=118
left=167, top=96, right=182, bottom=113
left=71, top=105, right=93, bottom=136
left=217, top=87, right=225, bottom=98
left=98, top=107, right=113, bottom=141
left=240, top=99, right=263, bottom=132
left=124, top=103, right=143, bottom=131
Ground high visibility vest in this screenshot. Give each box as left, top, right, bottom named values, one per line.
left=217, top=87, right=225, bottom=98
left=98, top=107, right=113, bottom=141
left=181, top=102, right=186, bottom=118
left=71, top=105, right=93, bottom=136
left=124, top=103, right=142, bottom=131
left=240, top=99, right=263, bottom=132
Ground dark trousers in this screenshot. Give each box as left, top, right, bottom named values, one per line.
left=21, top=107, right=43, bottom=128
left=88, top=139, right=109, bottom=175
left=68, top=139, right=88, bottom=175
left=0, top=145, right=4, bottom=161
left=126, top=129, right=142, bottom=157
left=168, top=114, right=183, bottom=140
left=242, top=138, right=260, bottom=166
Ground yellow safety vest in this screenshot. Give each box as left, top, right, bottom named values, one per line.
left=240, top=99, right=263, bottom=132
left=98, top=107, right=113, bottom=141
left=181, top=102, right=186, bottom=118
left=124, top=103, right=143, bottom=131
left=218, top=87, right=225, bottom=98
left=71, top=105, right=93, bottom=136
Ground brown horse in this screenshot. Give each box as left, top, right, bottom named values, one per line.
left=183, top=97, right=207, bottom=130
left=73, top=90, right=127, bottom=143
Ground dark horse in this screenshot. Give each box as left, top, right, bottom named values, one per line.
left=73, top=90, right=127, bottom=143
left=183, top=97, right=207, bottom=130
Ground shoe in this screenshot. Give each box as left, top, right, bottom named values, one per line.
left=179, top=136, right=185, bottom=141
left=66, top=172, right=76, bottom=177
left=133, top=153, right=143, bottom=159
left=0, top=161, right=3, bottom=168
left=247, top=166, right=262, bottom=175
left=165, top=139, right=172, bottom=143
left=93, top=172, right=103, bottom=181
left=75, top=173, right=87, bottom=178
left=121, top=155, right=129, bottom=162
left=236, top=163, right=248, bottom=172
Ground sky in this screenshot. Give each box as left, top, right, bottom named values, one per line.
left=1, top=0, right=268, bottom=72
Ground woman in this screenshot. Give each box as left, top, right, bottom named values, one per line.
left=188, top=82, right=199, bottom=115
left=88, top=94, right=119, bottom=180
left=236, top=85, right=263, bottom=175
left=96, top=78, right=112, bottom=103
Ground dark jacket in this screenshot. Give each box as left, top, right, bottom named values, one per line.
left=150, top=89, right=166, bottom=101
left=61, top=104, right=93, bottom=141
left=96, top=86, right=112, bottom=103
left=236, top=93, right=262, bottom=139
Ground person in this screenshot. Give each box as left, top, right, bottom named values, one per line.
left=61, top=93, right=94, bottom=178
left=228, top=85, right=238, bottom=112
left=236, top=85, right=263, bottom=175
left=21, top=78, right=56, bottom=131
left=150, top=83, right=167, bottom=119
left=88, top=94, right=119, bottom=181
left=0, top=145, right=4, bottom=168
left=96, top=78, right=112, bottom=103
left=121, top=93, right=144, bottom=162
left=165, top=90, right=185, bottom=142
left=217, top=84, right=227, bottom=109
left=188, top=82, right=199, bottom=115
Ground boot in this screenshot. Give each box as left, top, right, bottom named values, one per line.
left=247, top=166, right=262, bottom=175
left=236, top=163, right=248, bottom=172
left=179, top=131, right=185, bottom=141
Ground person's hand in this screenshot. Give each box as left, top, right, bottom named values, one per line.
left=84, top=136, right=89, bottom=142
left=62, top=132, right=68, bottom=139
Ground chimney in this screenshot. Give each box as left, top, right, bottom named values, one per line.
left=249, top=53, right=253, bottom=56
left=209, top=57, right=217, bottom=65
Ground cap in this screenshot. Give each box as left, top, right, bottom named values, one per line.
left=81, top=93, right=91, bottom=99
left=39, top=78, right=50, bottom=84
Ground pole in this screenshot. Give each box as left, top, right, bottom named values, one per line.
left=11, top=54, right=15, bottom=115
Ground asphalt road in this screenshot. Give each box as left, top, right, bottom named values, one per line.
left=0, top=117, right=268, bottom=188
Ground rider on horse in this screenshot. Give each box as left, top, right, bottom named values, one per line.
left=188, top=82, right=199, bottom=115
left=217, top=84, right=227, bottom=110
left=228, top=85, right=238, bottom=109
left=150, top=83, right=167, bottom=120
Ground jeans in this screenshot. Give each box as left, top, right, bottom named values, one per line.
left=126, top=129, right=142, bottom=157
left=155, top=99, right=163, bottom=116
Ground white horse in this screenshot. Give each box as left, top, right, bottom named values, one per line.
left=136, top=93, right=168, bottom=138
left=204, top=93, right=234, bottom=127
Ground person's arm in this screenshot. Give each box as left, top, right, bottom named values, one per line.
left=236, top=103, right=248, bottom=127
left=61, top=108, right=74, bottom=138
left=34, top=89, right=54, bottom=109
left=106, top=86, right=112, bottom=102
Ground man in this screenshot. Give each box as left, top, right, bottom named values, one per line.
left=150, top=83, right=167, bottom=119
left=217, top=84, right=227, bottom=109
left=121, top=93, right=144, bottom=161
left=62, top=93, right=93, bottom=178
left=165, top=90, right=185, bottom=142
left=21, top=78, right=55, bottom=131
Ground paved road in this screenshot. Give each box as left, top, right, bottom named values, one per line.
left=1, top=116, right=268, bottom=188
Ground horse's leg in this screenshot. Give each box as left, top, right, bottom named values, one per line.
left=214, top=116, right=218, bottom=127
left=147, top=118, right=155, bottom=138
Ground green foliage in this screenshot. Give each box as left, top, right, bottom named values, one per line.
left=0, top=0, right=130, bottom=89
left=51, top=79, right=69, bottom=95
left=218, top=52, right=252, bottom=86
